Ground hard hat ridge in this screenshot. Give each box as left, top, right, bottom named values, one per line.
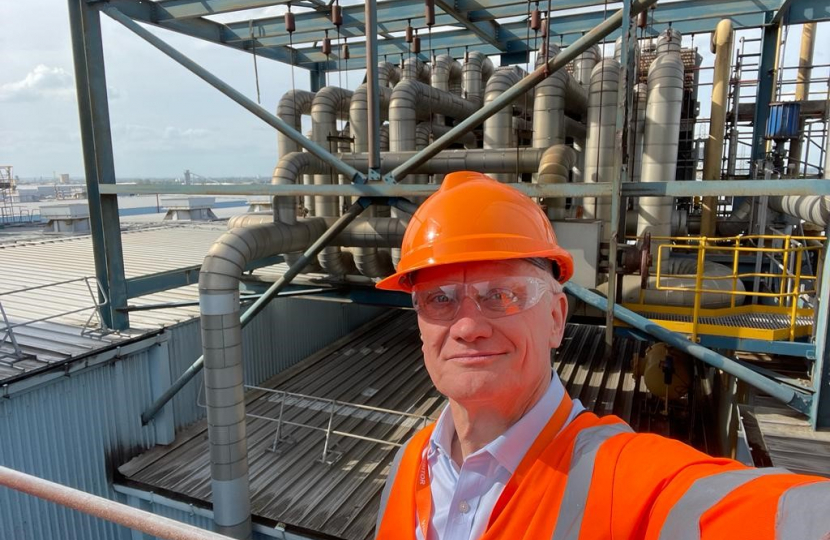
left=376, top=171, right=574, bottom=292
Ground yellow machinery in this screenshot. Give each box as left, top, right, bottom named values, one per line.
left=621, top=234, right=824, bottom=343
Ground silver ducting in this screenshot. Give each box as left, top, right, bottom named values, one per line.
left=769, top=196, right=830, bottom=228
left=462, top=50, right=494, bottom=107
left=583, top=58, right=620, bottom=231
left=484, top=67, right=530, bottom=182
left=638, top=30, right=684, bottom=269
left=199, top=221, right=323, bottom=539
left=311, top=86, right=355, bottom=275
left=349, top=82, right=394, bottom=276
left=389, top=79, right=479, bottom=179
left=432, top=54, right=463, bottom=123
left=630, top=83, right=648, bottom=184
left=228, top=215, right=407, bottom=249
left=573, top=45, right=600, bottom=86
left=598, top=258, right=745, bottom=308
left=276, top=89, right=315, bottom=158
left=402, top=58, right=432, bottom=83
left=377, top=61, right=402, bottom=88
left=538, top=145, right=577, bottom=219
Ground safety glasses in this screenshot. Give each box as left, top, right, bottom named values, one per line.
left=411, top=276, right=554, bottom=322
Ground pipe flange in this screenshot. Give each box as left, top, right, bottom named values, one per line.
left=640, top=232, right=652, bottom=291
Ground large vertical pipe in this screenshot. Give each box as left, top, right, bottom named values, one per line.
left=788, top=22, right=817, bottom=176
left=483, top=67, right=525, bottom=182
left=462, top=51, right=494, bottom=107
left=701, top=20, right=734, bottom=237
left=638, top=28, right=684, bottom=271
left=311, top=86, right=355, bottom=274
left=431, top=54, right=462, bottom=124
left=631, top=83, right=648, bottom=185
left=583, top=58, right=620, bottom=234
left=574, top=45, right=600, bottom=86
left=366, top=0, right=381, bottom=171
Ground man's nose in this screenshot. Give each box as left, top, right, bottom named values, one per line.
left=449, top=297, right=493, bottom=342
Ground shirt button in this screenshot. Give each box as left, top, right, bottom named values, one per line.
left=458, top=500, right=470, bottom=514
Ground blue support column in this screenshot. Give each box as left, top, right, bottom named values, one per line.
left=309, top=67, right=326, bottom=92
left=67, top=0, right=129, bottom=330
left=750, top=13, right=778, bottom=178
left=812, top=225, right=830, bottom=429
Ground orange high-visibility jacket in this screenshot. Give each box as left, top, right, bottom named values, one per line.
left=376, top=411, right=830, bottom=540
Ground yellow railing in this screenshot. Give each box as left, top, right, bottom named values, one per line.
left=628, top=234, right=824, bottom=342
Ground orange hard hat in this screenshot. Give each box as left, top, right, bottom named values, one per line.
left=376, top=171, right=574, bottom=292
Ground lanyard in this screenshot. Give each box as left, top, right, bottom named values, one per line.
left=414, top=394, right=574, bottom=540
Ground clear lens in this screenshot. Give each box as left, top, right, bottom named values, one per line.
left=412, top=277, right=551, bottom=321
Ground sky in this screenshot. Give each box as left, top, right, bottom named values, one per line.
left=1, top=1, right=828, bottom=179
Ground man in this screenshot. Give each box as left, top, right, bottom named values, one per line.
left=374, top=171, right=830, bottom=540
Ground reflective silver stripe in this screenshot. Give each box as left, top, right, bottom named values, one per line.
left=375, top=438, right=414, bottom=536
left=550, top=423, right=634, bottom=540
left=776, top=481, right=830, bottom=540
left=658, top=468, right=789, bottom=540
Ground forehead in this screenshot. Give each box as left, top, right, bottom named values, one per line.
left=412, top=259, right=541, bottom=286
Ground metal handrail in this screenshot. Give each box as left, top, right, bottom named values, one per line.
left=198, top=384, right=432, bottom=464
left=0, top=466, right=234, bottom=540
left=640, top=234, right=825, bottom=342
left=0, top=277, right=109, bottom=336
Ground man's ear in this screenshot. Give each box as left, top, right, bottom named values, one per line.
left=548, top=293, right=568, bottom=348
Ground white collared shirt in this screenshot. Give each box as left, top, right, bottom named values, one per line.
left=419, top=373, right=584, bottom=540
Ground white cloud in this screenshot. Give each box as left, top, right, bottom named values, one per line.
left=0, top=64, right=122, bottom=102
left=0, top=65, right=74, bottom=102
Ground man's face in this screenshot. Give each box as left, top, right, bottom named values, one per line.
left=413, top=259, right=568, bottom=408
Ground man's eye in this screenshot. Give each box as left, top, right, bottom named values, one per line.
left=427, top=293, right=452, bottom=305
left=483, top=289, right=519, bottom=305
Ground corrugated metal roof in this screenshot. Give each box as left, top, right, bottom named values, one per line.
left=118, top=312, right=649, bottom=540
left=0, top=223, right=233, bottom=381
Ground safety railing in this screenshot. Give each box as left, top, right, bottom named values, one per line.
left=631, top=234, right=824, bottom=342
left=0, top=466, right=234, bottom=540
left=197, top=384, right=432, bottom=465
left=0, top=277, right=109, bottom=365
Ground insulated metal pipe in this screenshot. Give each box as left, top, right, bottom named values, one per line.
left=402, top=58, right=431, bottom=83
left=432, top=54, right=463, bottom=124
left=484, top=67, right=528, bottom=182
left=311, top=86, right=355, bottom=275
left=462, top=50, right=494, bottom=107
left=574, top=45, right=600, bottom=86
left=102, top=7, right=365, bottom=184
left=538, top=145, right=577, bottom=219
left=563, top=282, right=811, bottom=415
left=638, top=28, right=684, bottom=271
left=198, top=200, right=370, bottom=537
left=630, top=83, right=648, bottom=184
left=788, top=22, right=817, bottom=176
left=701, top=20, right=734, bottom=236
left=388, top=0, right=659, bottom=182
left=277, top=90, right=315, bottom=158
left=0, top=466, right=234, bottom=540
left=584, top=58, right=620, bottom=230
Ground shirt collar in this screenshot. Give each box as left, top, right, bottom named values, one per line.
left=428, top=372, right=568, bottom=474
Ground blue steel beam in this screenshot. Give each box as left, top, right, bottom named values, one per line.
left=433, top=0, right=505, bottom=50
left=102, top=0, right=303, bottom=65
left=290, top=6, right=767, bottom=67
left=150, top=0, right=317, bottom=20
left=68, top=0, right=114, bottom=329
left=73, top=0, right=130, bottom=331
left=101, top=5, right=366, bottom=183
left=750, top=14, right=778, bottom=176
left=773, top=0, right=830, bottom=24
left=245, top=0, right=776, bottom=50
left=99, top=179, right=830, bottom=198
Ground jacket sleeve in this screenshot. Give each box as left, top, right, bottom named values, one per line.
left=579, top=432, right=830, bottom=540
